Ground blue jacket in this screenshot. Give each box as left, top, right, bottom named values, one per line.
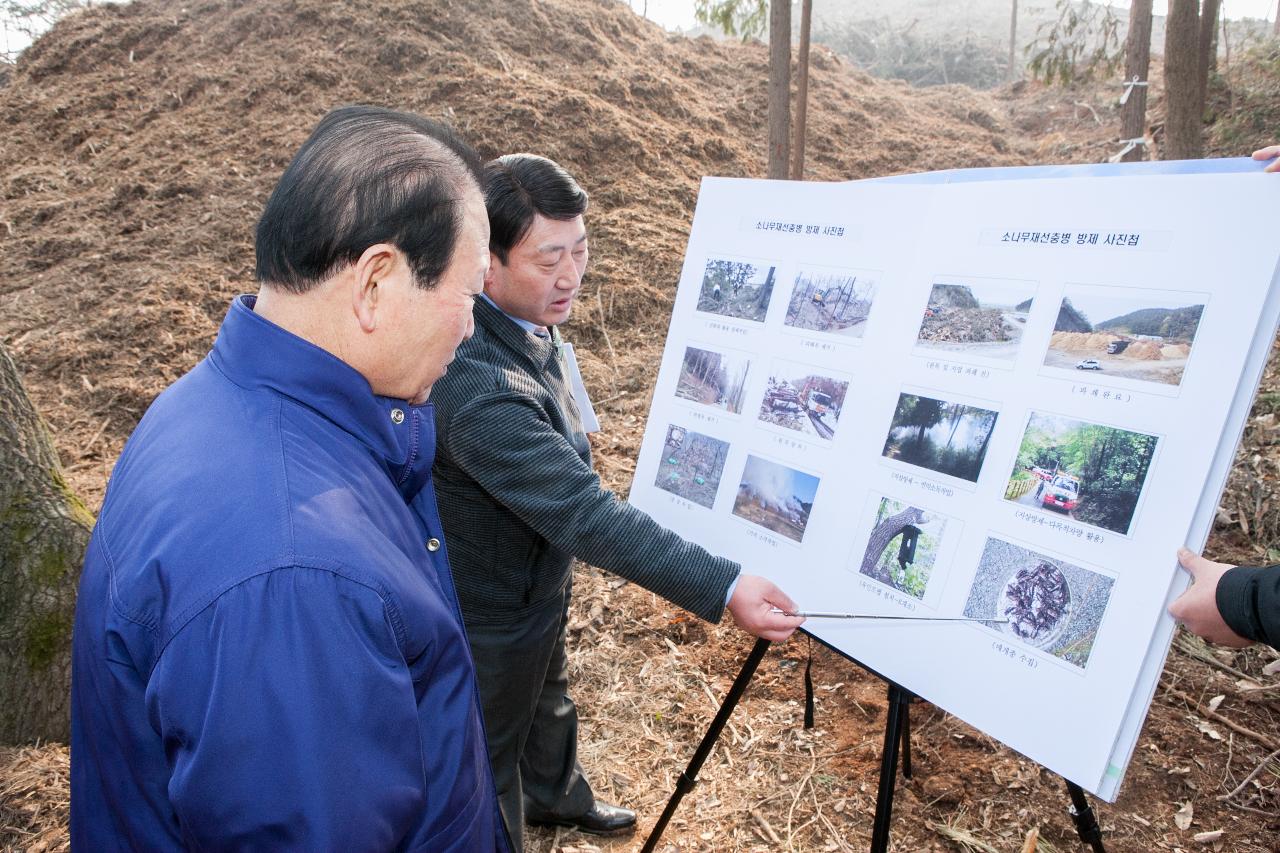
left=70, top=295, right=508, bottom=852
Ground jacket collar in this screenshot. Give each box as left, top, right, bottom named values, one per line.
left=208, top=295, right=435, bottom=500
left=471, top=295, right=559, bottom=372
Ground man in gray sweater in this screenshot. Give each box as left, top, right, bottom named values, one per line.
left=430, top=154, right=804, bottom=848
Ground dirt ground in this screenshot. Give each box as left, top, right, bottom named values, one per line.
left=3, top=0, right=1280, bottom=850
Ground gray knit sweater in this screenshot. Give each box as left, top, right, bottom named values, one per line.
left=430, top=297, right=740, bottom=626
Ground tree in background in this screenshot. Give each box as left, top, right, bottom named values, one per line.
left=1196, top=0, right=1222, bottom=114
left=1008, top=0, right=1018, bottom=82
left=755, top=265, right=776, bottom=310
left=790, top=0, right=811, bottom=179
left=893, top=394, right=945, bottom=447
left=0, top=340, right=92, bottom=743
left=1, top=0, right=86, bottom=60
left=695, top=0, right=813, bottom=180
left=1027, top=0, right=1225, bottom=161
left=1119, top=0, right=1153, bottom=162
left=767, top=0, right=790, bottom=178
left=1164, top=0, right=1205, bottom=159
left=704, top=258, right=757, bottom=292
left=694, top=0, right=766, bottom=38
left=1027, top=0, right=1122, bottom=86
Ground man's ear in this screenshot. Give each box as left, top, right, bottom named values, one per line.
left=482, top=251, right=503, bottom=292
left=351, top=243, right=398, bottom=333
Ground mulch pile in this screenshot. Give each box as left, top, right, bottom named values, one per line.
left=3, top=1, right=1279, bottom=850
left=0, top=0, right=1031, bottom=509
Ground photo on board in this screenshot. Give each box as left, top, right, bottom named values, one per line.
left=696, top=257, right=777, bottom=323
left=757, top=360, right=849, bottom=442
left=914, top=277, right=1036, bottom=363
left=881, top=392, right=999, bottom=483
left=675, top=345, right=751, bottom=414
left=731, top=455, right=820, bottom=543
left=783, top=266, right=877, bottom=338
left=653, top=424, right=730, bottom=510
left=857, top=496, right=950, bottom=600
left=1042, top=285, right=1207, bottom=387
left=1003, top=411, right=1158, bottom=536
left=963, top=537, right=1115, bottom=670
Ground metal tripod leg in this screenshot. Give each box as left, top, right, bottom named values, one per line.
left=869, top=682, right=914, bottom=853
left=900, top=692, right=912, bottom=779
left=639, top=638, right=771, bottom=853
left=1066, top=779, right=1106, bottom=852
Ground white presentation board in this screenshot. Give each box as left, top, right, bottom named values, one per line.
left=626, top=163, right=1280, bottom=800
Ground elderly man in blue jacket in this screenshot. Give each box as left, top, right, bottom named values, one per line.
left=69, top=106, right=509, bottom=852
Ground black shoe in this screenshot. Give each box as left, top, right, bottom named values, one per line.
left=528, top=801, right=637, bottom=837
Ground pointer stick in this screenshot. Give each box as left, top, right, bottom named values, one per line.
left=771, top=608, right=1008, bottom=624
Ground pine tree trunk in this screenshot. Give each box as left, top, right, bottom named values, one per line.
left=860, top=507, right=925, bottom=574
left=944, top=413, right=961, bottom=451
left=0, top=340, right=92, bottom=744
left=756, top=265, right=775, bottom=309
left=1163, top=0, right=1204, bottom=159
left=1197, top=0, right=1222, bottom=115
left=1008, top=0, right=1018, bottom=82
left=1209, top=4, right=1220, bottom=73
left=1221, top=15, right=1231, bottom=72
left=789, top=0, right=812, bottom=180
left=975, top=414, right=996, bottom=465
left=767, top=0, right=791, bottom=179
left=1120, top=0, right=1153, bottom=162
left=1090, top=433, right=1111, bottom=489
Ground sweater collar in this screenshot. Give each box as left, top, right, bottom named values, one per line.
left=208, top=295, right=435, bottom=500
left=478, top=293, right=542, bottom=334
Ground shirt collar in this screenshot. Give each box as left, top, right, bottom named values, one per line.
left=208, top=295, right=435, bottom=500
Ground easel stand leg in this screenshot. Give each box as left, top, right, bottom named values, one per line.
left=639, top=637, right=771, bottom=853
left=869, top=682, right=914, bottom=853
left=1066, top=780, right=1106, bottom=852
left=899, top=692, right=912, bottom=779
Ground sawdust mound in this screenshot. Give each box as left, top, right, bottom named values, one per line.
left=1048, top=330, right=1118, bottom=354
left=1049, top=332, right=1168, bottom=361
left=0, top=0, right=1031, bottom=509
left=1123, top=340, right=1163, bottom=360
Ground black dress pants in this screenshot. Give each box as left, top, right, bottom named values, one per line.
left=465, top=581, right=595, bottom=851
